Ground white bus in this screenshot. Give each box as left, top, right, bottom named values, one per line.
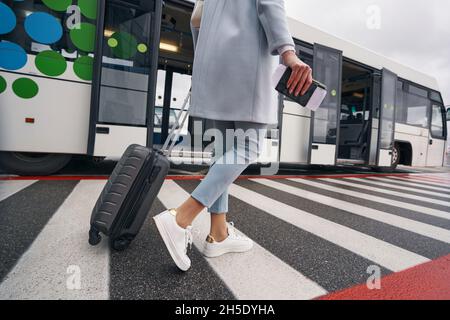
left=0, top=0, right=447, bottom=175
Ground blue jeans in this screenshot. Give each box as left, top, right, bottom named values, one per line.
left=191, top=120, right=268, bottom=214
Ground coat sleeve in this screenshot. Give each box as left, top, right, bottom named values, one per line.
left=256, top=0, right=295, bottom=56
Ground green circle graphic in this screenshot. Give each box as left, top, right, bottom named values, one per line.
left=107, top=38, right=118, bottom=48
left=13, top=78, right=39, bottom=99
left=35, top=50, right=67, bottom=77
left=73, top=55, right=93, bottom=81
left=42, top=0, right=72, bottom=12
left=137, top=43, right=147, bottom=53
left=0, top=75, right=6, bottom=94
left=110, top=32, right=137, bottom=59
left=78, top=0, right=97, bottom=20
left=70, top=22, right=96, bottom=52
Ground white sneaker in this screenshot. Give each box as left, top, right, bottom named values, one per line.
left=202, top=222, right=253, bottom=258
left=153, top=209, right=194, bottom=271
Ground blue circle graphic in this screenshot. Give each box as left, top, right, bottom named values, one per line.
left=24, top=12, right=62, bottom=44
left=0, top=2, right=16, bottom=34
left=0, top=41, right=27, bottom=70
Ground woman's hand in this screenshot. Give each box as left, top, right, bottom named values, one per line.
left=281, top=51, right=313, bottom=96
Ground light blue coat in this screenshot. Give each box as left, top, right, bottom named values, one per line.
left=190, top=0, right=295, bottom=125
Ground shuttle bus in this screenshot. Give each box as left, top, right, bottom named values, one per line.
left=0, top=0, right=447, bottom=175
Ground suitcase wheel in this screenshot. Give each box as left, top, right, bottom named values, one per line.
left=111, top=237, right=131, bottom=252
left=88, top=227, right=102, bottom=246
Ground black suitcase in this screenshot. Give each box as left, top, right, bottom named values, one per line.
left=88, top=144, right=170, bottom=251
left=89, top=89, right=191, bottom=251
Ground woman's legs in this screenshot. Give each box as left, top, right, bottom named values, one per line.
left=175, top=120, right=268, bottom=237
left=175, top=120, right=233, bottom=230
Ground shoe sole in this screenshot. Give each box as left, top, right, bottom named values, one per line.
left=203, top=242, right=254, bottom=258
left=153, top=214, right=190, bottom=272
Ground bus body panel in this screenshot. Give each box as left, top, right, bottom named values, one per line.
left=378, top=149, right=393, bottom=167
left=426, top=138, right=446, bottom=167
left=0, top=68, right=91, bottom=155
left=280, top=101, right=311, bottom=163
left=93, top=125, right=147, bottom=158
left=311, top=144, right=336, bottom=165
left=394, top=124, right=429, bottom=167
left=286, top=18, right=439, bottom=92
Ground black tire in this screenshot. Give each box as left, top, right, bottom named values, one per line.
left=0, top=151, right=72, bottom=176
left=88, top=227, right=102, bottom=246
left=111, top=237, right=131, bottom=252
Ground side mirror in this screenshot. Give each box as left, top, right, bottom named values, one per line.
left=446, top=107, right=450, bottom=121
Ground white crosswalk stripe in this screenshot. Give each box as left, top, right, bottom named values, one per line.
left=228, top=183, right=429, bottom=272
left=366, top=177, right=450, bottom=195
left=411, top=174, right=450, bottom=183
left=253, top=179, right=450, bottom=244
left=0, top=180, right=110, bottom=300
left=370, top=177, right=450, bottom=192
left=364, top=177, right=450, bottom=199
left=289, top=178, right=450, bottom=221
left=157, top=180, right=328, bottom=300
left=390, top=176, right=450, bottom=188
left=324, top=178, right=450, bottom=207
left=0, top=180, right=36, bottom=202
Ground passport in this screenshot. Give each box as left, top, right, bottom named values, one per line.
left=272, top=64, right=327, bottom=111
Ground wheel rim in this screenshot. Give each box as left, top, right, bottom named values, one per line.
left=392, top=147, right=399, bottom=165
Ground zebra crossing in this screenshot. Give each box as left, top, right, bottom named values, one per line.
left=0, top=173, right=449, bottom=300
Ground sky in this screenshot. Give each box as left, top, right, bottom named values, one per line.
left=285, top=0, right=450, bottom=105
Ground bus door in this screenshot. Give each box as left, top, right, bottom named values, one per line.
left=426, top=101, right=447, bottom=166
left=374, top=68, right=397, bottom=167
left=309, top=44, right=342, bottom=165
left=87, top=0, right=162, bottom=157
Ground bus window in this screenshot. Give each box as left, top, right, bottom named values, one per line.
left=1, top=1, right=79, bottom=59
left=430, top=91, right=443, bottom=103
left=431, top=105, right=445, bottom=139
left=295, top=43, right=313, bottom=68
left=96, top=1, right=154, bottom=127
left=408, top=84, right=428, bottom=98
left=396, top=82, right=431, bottom=128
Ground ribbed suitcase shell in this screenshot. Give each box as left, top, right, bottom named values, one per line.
left=89, top=144, right=170, bottom=251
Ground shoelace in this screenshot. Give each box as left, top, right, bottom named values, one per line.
left=184, top=226, right=200, bottom=253
left=227, top=222, right=244, bottom=240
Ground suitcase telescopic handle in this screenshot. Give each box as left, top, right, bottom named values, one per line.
left=161, top=86, right=192, bottom=156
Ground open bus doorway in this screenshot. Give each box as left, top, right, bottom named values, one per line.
left=154, top=1, right=211, bottom=162
left=337, top=61, right=374, bottom=164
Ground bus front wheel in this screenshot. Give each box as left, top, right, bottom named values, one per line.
left=0, top=151, right=72, bottom=176
left=391, top=144, right=400, bottom=169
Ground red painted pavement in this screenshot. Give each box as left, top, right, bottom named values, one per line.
left=0, top=172, right=419, bottom=181
left=318, top=254, right=450, bottom=300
